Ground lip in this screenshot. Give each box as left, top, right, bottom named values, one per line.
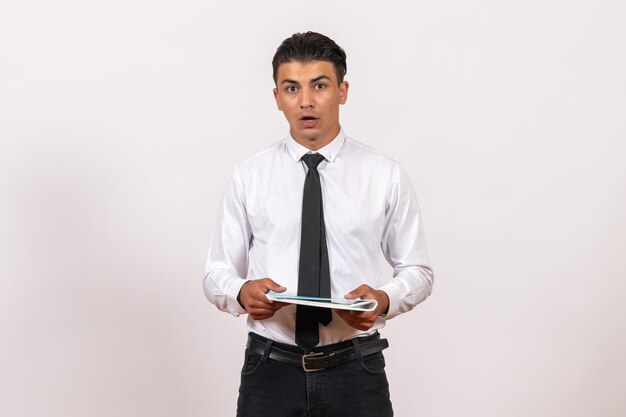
left=299, top=116, right=319, bottom=128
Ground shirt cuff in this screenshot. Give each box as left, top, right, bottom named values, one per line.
left=377, top=280, right=404, bottom=320
left=225, top=278, right=248, bottom=316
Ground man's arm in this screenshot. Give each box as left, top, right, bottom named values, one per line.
left=203, top=169, right=288, bottom=318
left=337, top=163, right=434, bottom=329
left=203, top=169, right=251, bottom=316
left=377, top=163, right=434, bottom=319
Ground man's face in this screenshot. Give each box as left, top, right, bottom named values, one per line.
left=273, top=60, right=349, bottom=150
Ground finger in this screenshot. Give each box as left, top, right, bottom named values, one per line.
left=259, top=291, right=287, bottom=305
left=250, top=297, right=288, bottom=310
left=349, top=315, right=376, bottom=330
left=260, top=278, right=287, bottom=293
left=270, top=301, right=288, bottom=311
left=247, top=306, right=277, bottom=318
left=343, top=311, right=369, bottom=323
left=247, top=293, right=276, bottom=306
left=249, top=312, right=274, bottom=320
left=344, top=284, right=372, bottom=299
left=248, top=308, right=273, bottom=317
left=334, top=309, right=350, bottom=320
left=247, top=299, right=275, bottom=310
left=336, top=310, right=377, bottom=330
left=254, top=305, right=286, bottom=319
left=356, top=312, right=376, bottom=322
left=335, top=310, right=361, bottom=324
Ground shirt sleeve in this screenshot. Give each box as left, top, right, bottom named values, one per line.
left=377, top=164, right=434, bottom=319
left=203, top=169, right=250, bottom=316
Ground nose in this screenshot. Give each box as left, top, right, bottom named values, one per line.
left=299, top=88, right=313, bottom=109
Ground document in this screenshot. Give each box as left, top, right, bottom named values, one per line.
left=265, top=292, right=378, bottom=312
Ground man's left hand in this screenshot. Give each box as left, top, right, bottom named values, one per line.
left=335, top=285, right=390, bottom=331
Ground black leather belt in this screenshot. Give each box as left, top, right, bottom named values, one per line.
left=246, top=333, right=389, bottom=372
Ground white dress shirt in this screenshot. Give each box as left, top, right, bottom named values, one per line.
left=203, top=129, right=433, bottom=346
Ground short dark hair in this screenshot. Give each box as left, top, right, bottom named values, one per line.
left=272, top=32, right=347, bottom=85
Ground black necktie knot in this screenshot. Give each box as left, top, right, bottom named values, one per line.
left=302, top=153, right=325, bottom=169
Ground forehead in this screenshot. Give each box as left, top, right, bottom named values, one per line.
left=276, top=60, right=338, bottom=83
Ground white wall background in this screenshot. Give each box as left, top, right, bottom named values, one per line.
left=1, top=1, right=625, bottom=416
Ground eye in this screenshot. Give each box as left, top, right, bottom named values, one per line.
left=285, top=85, right=297, bottom=93
left=314, top=83, right=327, bottom=90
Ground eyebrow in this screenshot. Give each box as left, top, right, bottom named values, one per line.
left=310, top=75, right=331, bottom=83
left=280, top=75, right=332, bottom=85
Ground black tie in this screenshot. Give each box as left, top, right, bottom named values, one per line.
left=295, top=153, right=332, bottom=350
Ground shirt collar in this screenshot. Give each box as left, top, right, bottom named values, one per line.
left=285, top=128, right=347, bottom=163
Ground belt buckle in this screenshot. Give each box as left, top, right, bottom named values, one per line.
left=302, top=352, right=326, bottom=372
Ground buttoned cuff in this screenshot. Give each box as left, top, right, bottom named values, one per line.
left=225, top=278, right=248, bottom=316
left=377, top=280, right=404, bottom=320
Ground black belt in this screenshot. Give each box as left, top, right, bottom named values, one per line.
left=246, top=333, right=389, bottom=372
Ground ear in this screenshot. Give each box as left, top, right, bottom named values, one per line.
left=273, top=87, right=283, bottom=111
left=339, top=81, right=349, bottom=105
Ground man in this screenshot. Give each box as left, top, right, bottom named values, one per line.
left=204, top=31, right=433, bottom=417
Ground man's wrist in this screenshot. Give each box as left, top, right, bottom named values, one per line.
left=237, top=281, right=251, bottom=310
left=378, top=290, right=390, bottom=317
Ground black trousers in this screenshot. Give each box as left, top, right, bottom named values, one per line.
left=236, top=333, right=393, bottom=417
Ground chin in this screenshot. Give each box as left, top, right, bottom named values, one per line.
left=295, top=130, right=320, bottom=142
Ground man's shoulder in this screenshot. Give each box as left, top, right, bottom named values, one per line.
left=232, top=138, right=286, bottom=176
left=344, top=136, right=403, bottom=171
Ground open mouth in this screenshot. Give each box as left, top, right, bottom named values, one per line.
left=300, top=116, right=319, bottom=128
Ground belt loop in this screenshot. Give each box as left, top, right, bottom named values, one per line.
left=261, top=339, right=273, bottom=361
left=351, top=337, right=362, bottom=361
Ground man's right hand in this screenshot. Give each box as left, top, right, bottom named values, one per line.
left=237, top=278, right=288, bottom=320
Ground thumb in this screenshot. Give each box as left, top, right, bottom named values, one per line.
left=344, top=284, right=369, bottom=300
left=261, top=278, right=287, bottom=293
